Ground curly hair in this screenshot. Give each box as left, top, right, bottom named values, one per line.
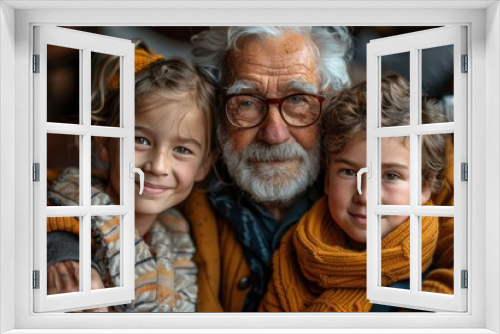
left=322, top=75, right=448, bottom=195
left=191, top=26, right=354, bottom=93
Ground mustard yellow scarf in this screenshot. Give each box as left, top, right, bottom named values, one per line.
left=261, top=197, right=439, bottom=312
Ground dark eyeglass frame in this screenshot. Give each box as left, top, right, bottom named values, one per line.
left=221, top=93, right=326, bottom=129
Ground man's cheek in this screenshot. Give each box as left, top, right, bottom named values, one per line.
left=229, top=129, right=258, bottom=152
left=293, top=130, right=319, bottom=151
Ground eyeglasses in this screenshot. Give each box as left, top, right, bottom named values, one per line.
left=223, top=93, right=326, bottom=128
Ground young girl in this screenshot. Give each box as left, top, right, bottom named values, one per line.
left=46, top=41, right=216, bottom=312
left=260, top=75, right=454, bottom=312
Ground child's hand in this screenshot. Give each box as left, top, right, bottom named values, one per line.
left=47, top=260, right=110, bottom=312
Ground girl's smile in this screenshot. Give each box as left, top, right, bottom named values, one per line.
left=102, top=92, right=211, bottom=236
left=136, top=181, right=172, bottom=195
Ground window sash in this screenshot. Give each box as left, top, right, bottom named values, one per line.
left=32, top=25, right=136, bottom=312
left=366, top=26, right=468, bottom=312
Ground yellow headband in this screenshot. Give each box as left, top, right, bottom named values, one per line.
left=108, top=49, right=164, bottom=91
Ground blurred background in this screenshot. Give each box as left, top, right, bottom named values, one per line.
left=46, top=26, right=454, bottom=169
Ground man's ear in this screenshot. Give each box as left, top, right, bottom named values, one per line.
left=94, top=137, right=111, bottom=163
left=195, top=152, right=214, bottom=182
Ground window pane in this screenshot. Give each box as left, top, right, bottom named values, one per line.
left=380, top=136, right=410, bottom=206
left=379, top=214, right=411, bottom=291
left=91, top=137, right=121, bottom=205
left=420, top=134, right=453, bottom=207
left=91, top=215, right=121, bottom=290
left=47, top=45, right=80, bottom=124
left=47, top=216, right=82, bottom=294
left=47, top=134, right=80, bottom=206
left=421, top=45, right=454, bottom=124
left=421, top=216, right=454, bottom=295
left=91, top=52, right=121, bottom=128
left=381, top=52, right=410, bottom=127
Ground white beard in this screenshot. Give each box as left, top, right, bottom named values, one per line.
left=218, top=126, right=321, bottom=205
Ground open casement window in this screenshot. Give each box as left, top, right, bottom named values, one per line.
left=33, top=26, right=136, bottom=312
left=365, top=26, right=467, bottom=312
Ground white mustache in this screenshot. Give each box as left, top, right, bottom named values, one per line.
left=243, top=142, right=307, bottom=164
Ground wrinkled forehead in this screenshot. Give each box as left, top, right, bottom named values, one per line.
left=225, top=31, right=320, bottom=88
left=231, top=31, right=317, bottom=58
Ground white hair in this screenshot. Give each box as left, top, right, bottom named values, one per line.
left=191, top=26, right=353, bottom=92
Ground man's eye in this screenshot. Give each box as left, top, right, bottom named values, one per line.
left=135, top=137, right=150, bottom=146
left=239, top=100, right=256, bottom=108
left=288, top=95, right=305, bottom=104
left=174, top=146, right=192, bottom=155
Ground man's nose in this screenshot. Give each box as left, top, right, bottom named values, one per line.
left=257, top=104, right=291, bottom=144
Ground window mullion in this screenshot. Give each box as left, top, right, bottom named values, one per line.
left=409, top=47, right=421, bottom=294
left=81, top=132, right=91, bottom=294
left=81, top=48, right=92, bottom=294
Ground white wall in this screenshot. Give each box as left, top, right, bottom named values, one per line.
left=3, top=3, right=498, bottom=332
left=0, top=2, right=16, bottom=333
left=485, top=2, right=500, bottom=333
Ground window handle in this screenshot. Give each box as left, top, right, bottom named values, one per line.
left=129, top=162, right=144, bottom=195
left=357, top=162, right=371, bottom=195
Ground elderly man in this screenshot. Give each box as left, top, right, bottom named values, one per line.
left=181, top=26, right=353, bottom=311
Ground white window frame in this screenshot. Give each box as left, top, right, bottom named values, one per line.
left=33, top=25, right=136, bottom=312
left=365, top=26, right=467, bottom=312
left=0, top=1, right=499, bottom=333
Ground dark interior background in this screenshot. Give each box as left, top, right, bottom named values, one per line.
left=47, top=26, right=453, bottom=169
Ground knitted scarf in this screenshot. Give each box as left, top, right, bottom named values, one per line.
left=261, top=197, right=439, bottom=312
